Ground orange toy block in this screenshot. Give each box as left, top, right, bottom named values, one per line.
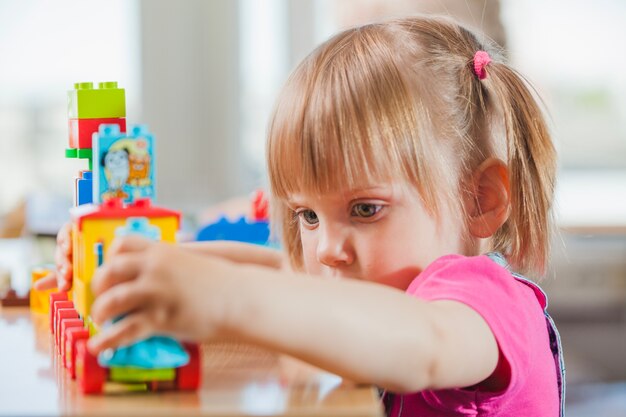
left=30, top=267, right=56, bottom=314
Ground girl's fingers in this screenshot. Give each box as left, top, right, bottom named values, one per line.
left=33, top=273, right=58, bottom=291
left=55, top=246, right=72, bottom=278
left=91, top=253, right=144, bottom=296
left=107, top=235, right=153, bottom=258
left=58, top=278, right=71, bottom=292
left=57, top=223, right=72, bottom=254
left=90, top=281, right=155, bottom=325
left=87, top=311, right=155, bottom=355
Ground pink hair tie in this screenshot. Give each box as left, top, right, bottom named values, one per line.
left=473, top=50, right=491, bottom=80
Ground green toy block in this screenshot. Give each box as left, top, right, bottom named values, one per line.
left=65, top=148, right=93, bottom=170
left=109, top=366, right=175, bottom=383
left=68, top=82, right=126, bottom=119
left=77, top=148, right=93, bottom=159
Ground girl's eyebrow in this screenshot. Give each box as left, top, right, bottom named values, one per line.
left=288, top=185, right=395, bottom=206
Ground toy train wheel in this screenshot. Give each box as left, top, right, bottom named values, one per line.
left=176, top=343, right=201, bottom=390
left=75, top=340, right=107, bottom=394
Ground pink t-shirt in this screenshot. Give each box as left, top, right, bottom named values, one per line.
left=387, top=254, right=560, bottom=417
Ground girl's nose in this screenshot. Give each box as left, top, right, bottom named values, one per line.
left=316, top=225, right=354, bottom=267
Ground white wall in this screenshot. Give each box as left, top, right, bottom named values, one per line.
left=139, top=0, right=246, bottom=215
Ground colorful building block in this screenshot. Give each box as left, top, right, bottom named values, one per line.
left=196, top=216, right=270, bottom=245
left=75, top=340, right=108, bottom=394
left=65, top=148, right=93, bottom=159
left=69, top=117, right=126, bottom=149
left=65, top=148, right=94, bottom=170
left=55, top=308, right=79, bottom=346
left=196, top=189, right=271, bottom=245
left=70, top=198, right=179, bottom=319
left=49, top=292, right=69, bottom=331
left=176, top=343, right=201, bottom=390
left=93, top=124, right=155, bottom=204
left=75, top=171, right=93, bottom=206
left=109, top=367, right=175, bottom=383
left=66, top=327, right=90, bottom=379
left=51, top=300, right=73, bottom=333
left=251, top=189, right=269, bottom=221
left=60, top=318, right=84, bottom=361
left=68, top=82, right=126, bottom=119
left=29, top=266, right=56, bottom=314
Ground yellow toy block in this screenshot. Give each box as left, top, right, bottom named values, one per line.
left=30, top=267, right=56, bottom=314
left=70, top=199, right=179, bottom=319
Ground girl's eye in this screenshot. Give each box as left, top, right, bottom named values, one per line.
left=297, top=209, right=319, bottom=225
left=351, top=203, right=382, bottom=218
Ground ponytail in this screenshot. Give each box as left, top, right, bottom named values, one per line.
left=487, top=64, right=557, bottom=275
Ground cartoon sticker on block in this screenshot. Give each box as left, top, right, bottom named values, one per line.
left=93, top=124, right=155, bottom=203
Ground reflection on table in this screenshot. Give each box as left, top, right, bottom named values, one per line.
left=0, top=307, right=383, bottom=416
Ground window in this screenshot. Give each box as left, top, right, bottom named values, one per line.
left=0, top=0, right=140, bottom=218
left=502, top=0, right=626, bottom=169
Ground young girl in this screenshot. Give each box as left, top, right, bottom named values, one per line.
left=42, top=16, right=564, bottom=416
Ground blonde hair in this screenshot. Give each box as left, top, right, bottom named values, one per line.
left=267, top=16, right=556, bottom=276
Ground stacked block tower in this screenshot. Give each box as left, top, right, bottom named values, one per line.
left=47, top=82, right=201, bottom=394
left=67, top=82, right=126, bottom=205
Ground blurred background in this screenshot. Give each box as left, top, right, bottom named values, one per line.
left=0, top=0, right=624, bottom=414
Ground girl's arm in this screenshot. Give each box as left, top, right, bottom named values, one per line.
left=221, top=263, right=499, bottom=393
left=88, top=239, right=498, bottom=393
left=181, top=241, right=285, bottom=270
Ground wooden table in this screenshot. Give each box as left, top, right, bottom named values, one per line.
left=0, top=307, right=383, bottom=417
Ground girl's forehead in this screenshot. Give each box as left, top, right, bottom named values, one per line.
left=286, top=181, right=415, bottom=203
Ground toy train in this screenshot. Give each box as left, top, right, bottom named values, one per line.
left=47, top=82, right=201, bottom=394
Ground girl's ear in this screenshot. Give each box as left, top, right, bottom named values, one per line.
left=466, top=158, right=511, bottom=238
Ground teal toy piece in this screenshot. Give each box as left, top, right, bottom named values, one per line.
left=98, top=335, right=189, bottom=369
left=115, top=217, right=161, bottom=240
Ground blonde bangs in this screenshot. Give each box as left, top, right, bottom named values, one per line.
left=268, top=27, right=437, bottom=202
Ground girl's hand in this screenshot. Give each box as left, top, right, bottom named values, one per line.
left=87, top=235, right=230, bottom=355
left=34, top=222, right=73, bottom=292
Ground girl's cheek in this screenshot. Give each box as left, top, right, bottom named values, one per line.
left=302, top=255, right=321, bottom=275
left=300, top=238, right=319, bottom=274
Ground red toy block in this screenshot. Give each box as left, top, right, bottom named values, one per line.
left=76, top=340, right=107, bottom=394
left=176, top=343, right=201, bottom=390
left=68, top=117, right=126, bottom=149
left=51, top=300, right=73, bottom=333
left=49, top=292, right=68, bottom=331
left=75, top=198, right=180, bottom=231
left=251, top=189, right=269, bottom=221
left=66, top=328, right=90, bottom=379
left=55, top=308, right=79, bottom=348
left=60, top=318, right=84, bottom=365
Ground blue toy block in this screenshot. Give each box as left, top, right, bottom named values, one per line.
left=92, top=124, right=156, bottom=204
left=196, top=216, right=270, bottom=245
left=75, top=171, right=93, bottom=206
